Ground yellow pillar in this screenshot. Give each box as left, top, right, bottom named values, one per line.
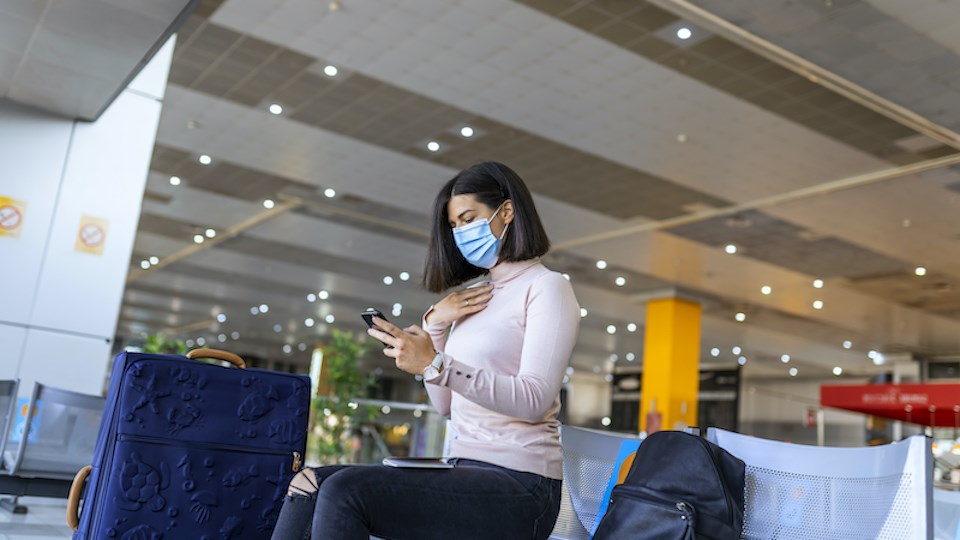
left=639, top=297, right=701, bottom=433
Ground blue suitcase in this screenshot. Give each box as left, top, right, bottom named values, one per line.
left=68, top=349, right=310, bottom=539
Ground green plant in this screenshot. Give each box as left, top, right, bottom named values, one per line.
left=141, top=333, right=188, bottom=355
left=309, top=329, right=380, bottom=465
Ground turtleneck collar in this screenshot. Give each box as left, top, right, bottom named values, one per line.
left=488, top=258, right=541, bottom=285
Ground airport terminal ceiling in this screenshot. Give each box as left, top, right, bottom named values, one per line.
left=110, top=0, right=960, bottom=381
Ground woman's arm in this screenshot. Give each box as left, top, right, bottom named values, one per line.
left=422, top=309, right=452, bottom=417
left=426, top=273, right=579, bottom=422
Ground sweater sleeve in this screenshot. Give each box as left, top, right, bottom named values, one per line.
left=425, top=273, right=579, bottom=422
left=422, top=306, right=452, bottom=417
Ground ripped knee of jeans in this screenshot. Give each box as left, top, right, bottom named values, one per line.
left=286, top=468, right=319, bottom=499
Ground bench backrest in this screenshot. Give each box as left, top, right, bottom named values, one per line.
left=0, top=379, right=18, bottom=464
left=3, top=382, right=105, bottom=480
left=707, top=427, right=932, bottom=539
left=550, top=425, right=640, bottom=540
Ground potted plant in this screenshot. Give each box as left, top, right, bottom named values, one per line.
left=308, top=329, right=380, bottom=465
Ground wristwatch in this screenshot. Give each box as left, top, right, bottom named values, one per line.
left=421, top=352, right=444, bottom=380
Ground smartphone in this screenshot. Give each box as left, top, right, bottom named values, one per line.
left=361, top=308, right=394, bottom=347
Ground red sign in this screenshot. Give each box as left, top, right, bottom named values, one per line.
left=821, top=383, right=960, bottom=426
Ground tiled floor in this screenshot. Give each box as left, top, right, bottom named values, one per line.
left=0, top=497, right=72, bottom=540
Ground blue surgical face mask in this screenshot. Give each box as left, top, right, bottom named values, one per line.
left=452, top=202, right=509, bottom=269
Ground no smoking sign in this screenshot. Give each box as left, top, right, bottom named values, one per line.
left=75, top=214, right=109, bottom=255
left=0, top=196, right=27, bottom=239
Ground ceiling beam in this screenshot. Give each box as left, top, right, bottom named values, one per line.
left=554, top=153, right=960, bottom=251
left=648, top=0, right=960, bottom=151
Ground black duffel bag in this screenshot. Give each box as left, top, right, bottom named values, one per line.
left=593, top=430, right=745, bottom=540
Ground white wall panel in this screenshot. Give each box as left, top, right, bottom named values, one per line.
left=0, top=101, right=72, bottom=325
left=30, top=90, right=162, bottom=338
left=17, top=327, right=111, bottom=397
left=0, top=323, right=27, bottom=380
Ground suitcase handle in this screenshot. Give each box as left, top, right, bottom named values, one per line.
left=187, top=348, right=246, bottom=369
left=67, top=465, right=91, bottom=531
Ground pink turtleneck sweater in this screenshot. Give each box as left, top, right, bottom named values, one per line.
left=422, top=258, right=580, bottom=479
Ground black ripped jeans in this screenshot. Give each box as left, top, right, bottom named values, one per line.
left=269, top=459, right=561, bottom=540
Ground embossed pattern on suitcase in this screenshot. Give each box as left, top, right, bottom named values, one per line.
left=72, top=349, right=310, bottom=539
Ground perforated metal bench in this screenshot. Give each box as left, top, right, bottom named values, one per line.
left=0, top=382, right=104, bottom=514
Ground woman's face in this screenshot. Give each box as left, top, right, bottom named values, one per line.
left=447, top=194, right=514, bottom=237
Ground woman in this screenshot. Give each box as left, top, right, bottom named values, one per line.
left=271, top=161, right=580, bottom=539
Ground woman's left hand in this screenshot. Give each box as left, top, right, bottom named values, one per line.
left=367, top=317, right=437, bottom=376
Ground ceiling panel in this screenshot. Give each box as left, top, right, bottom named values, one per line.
left=165, top=11, right=729, bottom=220
left=0, top=0, right=198, bottom=120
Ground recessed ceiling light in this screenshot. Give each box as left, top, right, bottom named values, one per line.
left=269, top=103, right=283, bottom=115
left=460, top=126, right=474, bottom=137
left=781, top=354, right=790, bottom=363
left=196, top=337, right=206, bottom=346
left=593, top=366, right=602, bottom=374
left=596, top=260, right=608, bottom=269
left=732, top=346, right=741, bottom=355
left=324, top=65, right=339, bottom=77
left=325, top=314, right=336, bottom=324
left=139, top=260, right=150, bottom=269
left=298, top=343, right=307, bottom=351
left=169, top=176, right=181, bottom=186
left=283, top=344, right=292, bottom=353
left=789, top=367, right=798, bottom=376
left=193, top=234, right=204, bottom=244
left=305, top=318, right=315, bottom=327
left=383, top=276, right=394, bottom=285
left=813, top=279, right=824, bottom=288
left=324, top=188, right=336, bottom=198
left=812, top=300, right=824, bottom=310
left=738, top=356, right=747, bottom=365
left=601, top=416, right=612, bottom=426
left=426, top=141, right=440, bottom=152
left=393, top=303, right=403, bottom=311
left=259, top=304, right=269, bottom=313
left=231, top=331, right=240, bottom=340
left=676, top=27, right=693, bottom=40
left=915, top=266, right=927, bottom=276
left=149, top=256, right=159, bottom=265
left=735, top=312, right=746, bottom=322
left=606, top=325, right=617, bottom=334
left=710, top=348, right=720, bottom=357
left=615, top=276, right=626, bottom=286
left=318, top=290, right=329, bottom=300
left=186, top=339, right=194, bottom=347
left=399, top=272, right=410, bottom=281
left=273, top=325, right=282, bottom=334
left=868, top=350, right=878, bottom=359
left=216, top=313, right=227, bottom=323
left=626, top=352, right=636, bottom=361
left=626, top=323, right=637, bottom=332
left=307, top=293, right=317, bottom=302
left=263, top=199, right=275, bottom=209
left=250, top=306, right=259, bottom=315
left=217, top=334, right=226, bottom=342
left=872, top=354, right=885, bottom=365
left=609, top=354, right=619, bottom=362
left=760, top=285, right=772, bottom=295
left=724, top=244, right=737, bottom=254
left=205, top=228, right=216, bottom=238
left=833, top=366, right=843, bottom=376
left=198, top=154, right=212, bottom=165
left=580, top=308, right=588, bottom=318
left=676, top=134, right=688, bottom=143
left=842, top=340, right=852, bottom=349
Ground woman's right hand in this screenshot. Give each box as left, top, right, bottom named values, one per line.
left=425, top=283, right=494, bottom=326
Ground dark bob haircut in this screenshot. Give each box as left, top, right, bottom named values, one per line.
left=423, top=161, right=550, bottom=293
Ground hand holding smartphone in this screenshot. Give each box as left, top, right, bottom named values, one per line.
left=361, top=308, right=394, bottom=347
